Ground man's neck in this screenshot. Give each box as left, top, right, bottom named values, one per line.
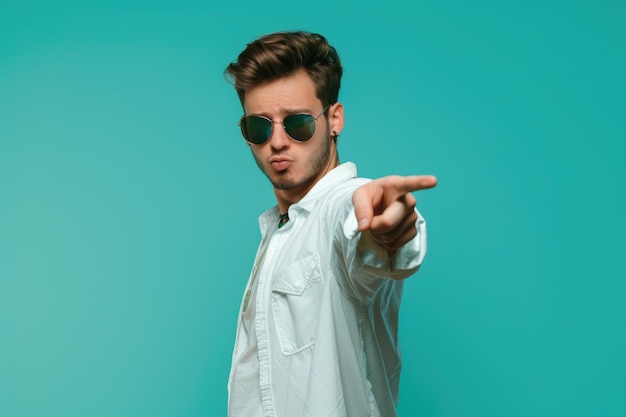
left=274, top=185, right=310, bottom=214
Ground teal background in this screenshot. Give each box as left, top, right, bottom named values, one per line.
left=1, top=1, right=624, bottom=416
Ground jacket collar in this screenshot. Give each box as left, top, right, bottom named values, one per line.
left=295, top=162, right=357, bottom=212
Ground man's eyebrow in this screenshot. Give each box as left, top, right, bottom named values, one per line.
left=247, top=108, right=313, bottom=117
left=274, top=107, right=314, bottom=115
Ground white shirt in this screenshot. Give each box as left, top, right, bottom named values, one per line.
left=228, top=162, right=428, bottom=417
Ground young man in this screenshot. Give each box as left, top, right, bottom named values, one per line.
left=224, top=31, right=437, bottom=417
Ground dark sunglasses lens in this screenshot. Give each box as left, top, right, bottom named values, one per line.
left=284, top=114, right=315, bottom=141
left=241, top=116, right=272, bottom=144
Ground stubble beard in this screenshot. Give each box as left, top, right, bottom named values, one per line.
left=253, top=129, right=333, bottom=191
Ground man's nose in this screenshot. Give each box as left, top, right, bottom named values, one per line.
left=268, top=121, right=290, bottom=149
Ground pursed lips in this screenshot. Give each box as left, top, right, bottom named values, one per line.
left=269, top=156, right=293, bottom=171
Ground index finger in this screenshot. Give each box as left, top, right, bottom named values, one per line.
left=387, top=175, right=438, bottom=196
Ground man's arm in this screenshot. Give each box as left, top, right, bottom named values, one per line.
left=333, top=174, right=437, bottom=302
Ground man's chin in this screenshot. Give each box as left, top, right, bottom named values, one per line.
left=269, top=173, right=304, bottom=191
left=271, top=179, right=297, bottom=191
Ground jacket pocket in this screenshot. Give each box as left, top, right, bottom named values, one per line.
left=271, top=254, right=323, bottom=356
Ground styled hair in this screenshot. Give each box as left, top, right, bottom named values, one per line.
left=225, top=31, right=343, bottom=109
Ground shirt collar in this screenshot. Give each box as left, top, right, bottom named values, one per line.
left=295, top=162, right=357, bottom=212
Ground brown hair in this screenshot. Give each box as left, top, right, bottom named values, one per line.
left=225, top=31, right=343, bottom=109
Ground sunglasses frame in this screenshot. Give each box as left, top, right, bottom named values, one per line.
left=238, top=104, right=331, bottom=145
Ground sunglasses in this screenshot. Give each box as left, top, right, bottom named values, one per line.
left=238, top=105, right=330, bottom=145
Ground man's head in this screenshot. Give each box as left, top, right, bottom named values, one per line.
left=225, top=31, right=343, bottom=114
left=225, top=31, right=346, bottom=211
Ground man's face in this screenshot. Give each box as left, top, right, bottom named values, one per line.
left=243, top=70, right=341, bottom=201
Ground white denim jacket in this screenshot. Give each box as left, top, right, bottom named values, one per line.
left=228, top=162, right=427, bottom=417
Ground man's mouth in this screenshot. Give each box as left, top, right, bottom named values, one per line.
left=270, top=157, right=292, bottom=171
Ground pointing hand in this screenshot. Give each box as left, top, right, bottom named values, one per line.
left=352, top=175, right=437, bottom=252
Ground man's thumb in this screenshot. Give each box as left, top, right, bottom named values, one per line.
left=352, top=187, right=374, bottom=232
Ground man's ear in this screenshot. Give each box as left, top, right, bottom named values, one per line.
left=328, top=102, right=344, bottom=137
